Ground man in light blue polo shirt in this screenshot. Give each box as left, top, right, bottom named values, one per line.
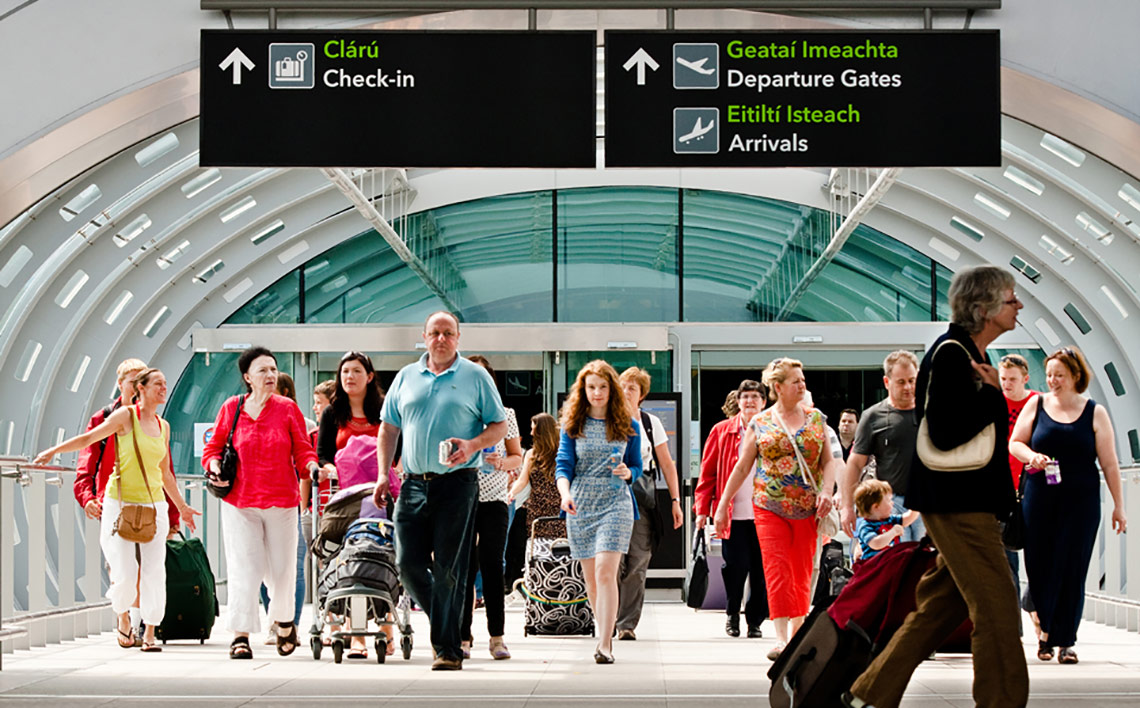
left=373, top=310, right=506, bottom=670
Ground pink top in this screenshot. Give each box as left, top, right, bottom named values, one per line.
left=202, top=394, right=317, bottom=509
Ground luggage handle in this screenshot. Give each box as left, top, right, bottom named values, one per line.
left=872, top=539, right=935, bottom=649
left=529, top=515, right=563, bottom=539
left=782, top=645, right=818, bottom=708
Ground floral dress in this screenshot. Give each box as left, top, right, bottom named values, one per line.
left=561, top=418, right=638, bottom=560
left=750, top=408, right=826, bottom=520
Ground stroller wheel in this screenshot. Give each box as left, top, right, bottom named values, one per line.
left=375, top=638, right=387, bottom=663
left=331, top=639, right=344, bottom=664
left=401, top=634, right=413, bottom=661
left=310, top=635, right=322, bottom=661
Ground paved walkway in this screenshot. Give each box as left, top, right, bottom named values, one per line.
left=1, top=600, right=1138, bottom=706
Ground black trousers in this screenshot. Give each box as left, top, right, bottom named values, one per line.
left=721, top=519, right=769, bottom=626
left=504, top=506, right=529, bottom=592
left=461, top=500, right=510, bottom=639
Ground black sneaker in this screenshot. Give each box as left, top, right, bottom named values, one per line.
left=747, top=624, right=763, bottom=639
left=725, top=614, right=740, bottom=637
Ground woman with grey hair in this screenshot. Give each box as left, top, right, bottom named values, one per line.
left=842, top=266, right=1029, bottom=708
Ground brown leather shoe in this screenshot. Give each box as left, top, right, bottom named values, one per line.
left=431, top=655, right=463, bottom=671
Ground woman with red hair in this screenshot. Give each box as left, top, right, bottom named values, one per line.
left=556, top=360, right=643, bottom=664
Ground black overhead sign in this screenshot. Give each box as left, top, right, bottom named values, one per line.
left=200, top=30, right=596, bottom=168
left=604, top=31, right=1000, bottom=168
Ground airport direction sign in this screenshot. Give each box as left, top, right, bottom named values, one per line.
left=605, top=31, right=1000, bottom=168
left=200, top=31, right=596, bottom=168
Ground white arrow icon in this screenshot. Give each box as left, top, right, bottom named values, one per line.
left=623, top=48, right=659, bottom=86
left=219, top=47, right=255, bottom=85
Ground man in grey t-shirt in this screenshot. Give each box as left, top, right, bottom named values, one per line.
left=838, top=350, right=924, bottom=542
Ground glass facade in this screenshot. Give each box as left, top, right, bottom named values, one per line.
left=228, top=186, right=950, bottom=327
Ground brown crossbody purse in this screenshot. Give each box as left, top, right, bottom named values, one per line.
left=112, top=407, right=159, bottom=544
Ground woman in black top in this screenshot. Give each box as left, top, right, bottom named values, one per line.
left=844, top=265, right=1029, bottom=708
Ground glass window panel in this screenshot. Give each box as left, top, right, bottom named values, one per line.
left=935, top=263, right=953, bottom=321
left=558, top=187, right=678, bottom=322
left=682, top=189, right=805, bottom=322
left=565, top=351, right=673, bottom=395
left=789, top=227, right=934, bottom=323
left=225, top=270, right=300, bottom=324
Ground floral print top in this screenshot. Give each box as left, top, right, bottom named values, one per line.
left=750, top=407, right=827, bottom=520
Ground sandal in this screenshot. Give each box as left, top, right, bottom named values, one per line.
left=1036, top=640, right=1054, bottom=661
left=117, top=628, right=136, bottom=649
left=140, top=639, right=162, bottom=653
left=1058, top=647, right=1079, bottom=664
left=230, top=635, right=253, bottom=660
left=275, top=621, right=298, bottom=657
left=346, top=647, right=368, bottom=660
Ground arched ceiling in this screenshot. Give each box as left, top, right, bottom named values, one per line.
left=0, top=4, right=1138, bottom=463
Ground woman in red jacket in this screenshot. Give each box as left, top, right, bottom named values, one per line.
left=694, top=380, right=769, bottom=639
left=203, top=346, right=319, bottom=660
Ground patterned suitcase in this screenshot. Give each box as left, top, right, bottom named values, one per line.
left=522, top=518, right=594, bottom=636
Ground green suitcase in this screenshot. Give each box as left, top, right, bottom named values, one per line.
left=156, top=532, right=219, bottom=643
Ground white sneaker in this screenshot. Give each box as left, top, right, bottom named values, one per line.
left=264, top=622, right=278, bottom=645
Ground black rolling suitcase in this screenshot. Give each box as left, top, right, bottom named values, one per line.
left=156, top=532, right=219, bottom=643
left=522, top=517, right=594, bottom=636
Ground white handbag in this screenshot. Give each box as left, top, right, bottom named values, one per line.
left=915, top=339, right=996, bottom=472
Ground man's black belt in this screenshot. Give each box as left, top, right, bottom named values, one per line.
left=404, top=467, right=475, bottom=481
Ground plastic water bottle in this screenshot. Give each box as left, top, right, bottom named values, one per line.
left=482, top=446, right=496, bottom=474
left=1045, top=459, right=1062, bottom=485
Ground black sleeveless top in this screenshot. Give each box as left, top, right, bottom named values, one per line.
left=1029, top=396, right=1099, bottom=487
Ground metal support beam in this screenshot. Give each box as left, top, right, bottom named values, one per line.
left=321, top=168, right=465, bottom=315
left=203, top=1, right=1002, bottom=10
left=775, top=167, right=901, bottom=320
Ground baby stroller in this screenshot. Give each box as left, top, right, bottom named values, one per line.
left=312, top=517, right=412, bottom=663
left=307, top=437, right=411, bottom=663
left=522, top=516, right=594, bottom=636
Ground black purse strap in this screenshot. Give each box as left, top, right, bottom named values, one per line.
left=226, top=395, right=245, bottom=448
left=640, top=410, right=660, bottom=476
left=115, top=406, right=158, bottom=508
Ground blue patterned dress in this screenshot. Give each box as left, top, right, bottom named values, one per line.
left=555, top=418, right=643, bottom=560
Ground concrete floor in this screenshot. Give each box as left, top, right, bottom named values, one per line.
left=1, top=599, right=1138, bottom=707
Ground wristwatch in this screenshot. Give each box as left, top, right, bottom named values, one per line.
left=671, top=497, right=680, bottom=504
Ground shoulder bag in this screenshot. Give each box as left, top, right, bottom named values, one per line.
left=914, top=339, right=996, bottom=472
left=772, top=409, right=840, bottom=535
left=112, top=407, right=158, bottom=544
left=683, top=529, right=709, bottom=609
left=633, top=411, right=659, bottom=510
left=206, top=395, right=245, bottom=499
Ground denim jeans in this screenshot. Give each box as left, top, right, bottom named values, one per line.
left=395, top=468, right=479, bottom=661
left=259, top=514, right=306, bottom=627
left=893, top=493, right=925, bottom=543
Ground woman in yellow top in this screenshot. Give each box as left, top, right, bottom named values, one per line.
left=36, top=369, right=200, bottom=652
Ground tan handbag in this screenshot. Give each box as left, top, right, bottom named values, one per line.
left=112, top=407, right=158, bottom=544
left=915, top=339, right=996, bottom=472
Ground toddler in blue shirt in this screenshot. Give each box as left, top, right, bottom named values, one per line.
left=854, top=478, right=920, bottom=561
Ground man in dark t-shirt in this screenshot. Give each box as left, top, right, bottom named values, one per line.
left=842, top=350, right=923, bottom=543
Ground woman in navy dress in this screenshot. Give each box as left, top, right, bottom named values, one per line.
left=1010, top=346, right=1127, bottom=664
left=556, top=359, right=642, bottom=664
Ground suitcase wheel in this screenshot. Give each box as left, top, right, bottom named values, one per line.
left=375, top=638, right=386, bottom=664
left=311, top=636, right=322, bottom=661
left=401, top=634, right=413, bottom=661
left=332, top=639, right=344, bottom=664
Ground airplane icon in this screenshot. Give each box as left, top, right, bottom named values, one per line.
left=676, top=56, right=715, bottom=75
left=679, top=116, right=715, bottom=143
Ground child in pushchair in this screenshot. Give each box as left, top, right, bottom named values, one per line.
left=307, top=436, right=411, bottom=663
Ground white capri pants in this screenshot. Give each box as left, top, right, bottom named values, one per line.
left=222, top=504, right=299, bottom=633
left=99, top=496, right=170, bottom=626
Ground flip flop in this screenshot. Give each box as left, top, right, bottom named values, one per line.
left=140, top=639, right=162, bottom=653
left=117, top=628, right=135, bottom=649
left=346, top=647, right=368, bottom=660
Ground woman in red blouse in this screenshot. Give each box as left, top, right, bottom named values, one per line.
left=203, top=347, right=319, bottom=660
left=315, top=350, right=385, bottom=659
